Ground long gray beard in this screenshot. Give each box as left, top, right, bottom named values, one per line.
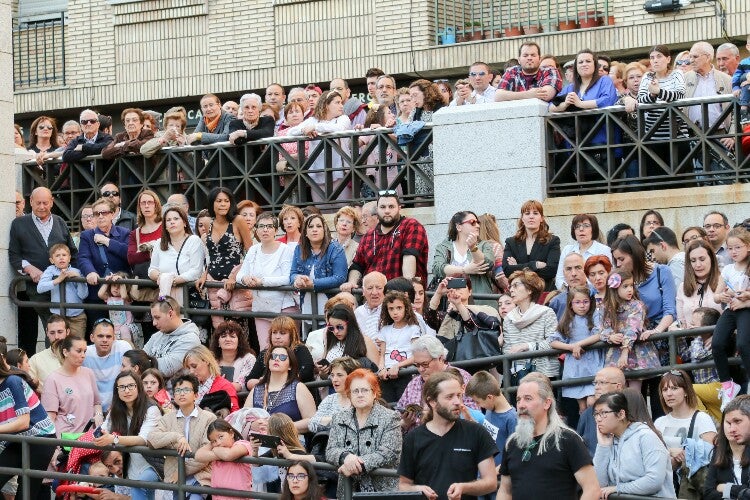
left=514, top=416, right=536, bottom=449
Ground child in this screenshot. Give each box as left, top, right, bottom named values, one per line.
left=266, top=413, right=317, bottom=464
left=195, top=420, right=253, bottom=500
left=465, top=370, right=517, bottom=476
left=732, top=35, right=750, bottom=123
left=594, top=270, right=660, bottom=392
left=373, top=291, right=421, bottom=402
left=549, top=286, right=604, bottom=412
left=72, top=461, right=113, bottom=499
left=678, top=307, right=722, bottom=422
left=712, top=227, right=750, bottom=410
left=37, top=243, right=88, bottom=337
left=97, top=271, right=141, bottom=345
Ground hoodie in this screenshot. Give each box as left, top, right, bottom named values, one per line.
left=143, top=320, right=201, bottom=377
left=594, top=422, right=675, bottom=498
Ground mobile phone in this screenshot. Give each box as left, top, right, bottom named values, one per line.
left=317, top=358, right=330, bottom=367
left=250, top=432, right=281, bottom=449
left=447, top=277, right=467, bottom=289
left=93, top=427, right=103, bottom=438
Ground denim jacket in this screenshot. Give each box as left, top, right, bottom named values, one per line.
left=290, top=241, right=348, bottom=301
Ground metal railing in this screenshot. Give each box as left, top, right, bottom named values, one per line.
left=13, top=12, right=66, bottom=89
left=434, top=0, right=613, bottom=44
left=20, top=126, right=434, bottom=226
left=546, top=95, right=750, bottom=195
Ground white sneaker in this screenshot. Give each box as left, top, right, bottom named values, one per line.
left=719, top=382, right=741, bottom=412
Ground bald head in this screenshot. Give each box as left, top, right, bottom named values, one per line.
left=30, top=187, right=53, bottom=221
left=363, top=271, right=387, bottom=288
left=593, top=367, right=626, bottom=397
left=562, top=252, right=586, bottom=288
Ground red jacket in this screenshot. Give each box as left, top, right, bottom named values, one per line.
left=209, top=375, right=239, bottom=412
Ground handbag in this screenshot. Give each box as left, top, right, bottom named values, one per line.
left=676, top=411, right=711, bottom=498
left=441, top=310, right=503, bottom=373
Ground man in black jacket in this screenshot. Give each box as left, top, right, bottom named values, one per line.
left=61, top=109, right=113, bottom=164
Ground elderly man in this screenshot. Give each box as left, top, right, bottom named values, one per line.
left=186, top=94, right=233, bottom=145
left=716, top=42, right=741, bottom=77
left=222, top=101, right=239, bottom=118
left=228, top=93, right=275, bottom=145
left=62, top=109, right=113, bottom=163
left=9, top=187, right=77, bottom=353
left=60, top=120, right=82, bottom=148
left=330, top=78, right=368, bottom=126
left=576, top=367, right=626, bottom=455
left=358, top=200, right=378, bottom=237
left=452, top=61, right=497, bottom=105
left=375, top=75, right=398, bottom=115
left=549, top=253, right=589, bottom=319
left=99, top=182, right=136, bottom=230
left=354, top=271, right=387, bottom=339
left=495, top=42, right=562, bottom=102
left=286, top=87, right=310, bottom=117
left=499, top=373, right=599, bottom=499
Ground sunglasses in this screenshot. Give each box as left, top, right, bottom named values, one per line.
left=80, top=119, right=98, bottom=125
left=676, top=60, right=691, bottom=66
left=458, top=219, right=479, bottom=227
left=94, top=210, right=113, bottom=217
left=469, top=71, right=487, bottom=77
left=271, top=353, right=289, bottom=361
left=101, top=191, right=120, bottom=197
left=326, top=323, right=347, bottom=332
left=94, top=318, right=114, bottom=327
left=378, top=189, right=398, bottom=196
left=37, top=125, right=54, bottom=130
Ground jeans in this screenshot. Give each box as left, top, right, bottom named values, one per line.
left=740, top=84, right=750, bottom=106
left=173, top=475, right=203, bottom=500
left=130, top=466, right=159, bottom=500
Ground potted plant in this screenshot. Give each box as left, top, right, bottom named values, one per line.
left=467, top=21, right=484, bottom=41
left=558, top=18, right=578, bottom=30
left=578, top=10, right=602, bottom=28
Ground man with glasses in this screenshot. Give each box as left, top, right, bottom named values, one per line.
left=643, top=227, right=685, bottom=288
left=100, top=182, right=136, bottom=230
left=83, top=318, right=131, bottom=412
left=495, top=42, right=562, bottom=103
left=330, top=78, right=369, bottom=127
left=60, top=120, right=81, bottom=148
left=703, top=211, right=732, bottom=268
left=576, top=366, right=626, bottom=455
left=144, top=296, right=201, bottom=377
left=452, top=61, right=497, bottom=105
left=375, top=75, right=398, bottom=115
left=61, top=108, right=113, bottom=163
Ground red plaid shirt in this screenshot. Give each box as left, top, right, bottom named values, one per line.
left=499, top=65, right=563, bottom=94
left=350, top=216, right=429, bottom=283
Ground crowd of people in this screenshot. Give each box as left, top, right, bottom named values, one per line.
left=5, top=38, right=750, bottom=500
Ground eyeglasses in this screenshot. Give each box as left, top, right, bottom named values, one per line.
left=139, top=200, right=155, bottom=206
left=459, top=219, right=479, bottom=227
left=676, top=60, right=691, bottom=66
left=593, top=410, right=616, bottom=419
left=433, top=79, right=449, bottom=83
left=287, top=473, right=308, bottom=482
left=351, top=388, right=372, bottom=395
left=521, top=439, right=539, bottom=462
left=37, top=125, right=54, bottom=130
left=574, top=223, right=592, bottom=230
left=326, top=323, right=347, bottom=332
left=173, top=388, right=193, bottom=395
left=256, top=223, right=276, bottom=230
left=661, top=369, right=684, bottom=378
left=81, top=214, right=94, bottom=220
left=599, top=65, right=610, bottom=72
left=469, top=71, right=487, bottom=77
left=80, top=119, right=98, bottom=125
left=117, top=383, right=138, bottom=392
left=704, top=223, right=725, bottom=230
left=94, top=210, right=113, bottom=217
left=94, top=318, right=114, bottom=327
left=270, top=353, right=289, bottom=361
left=413, top=360, right=434, bottom=369
left=101, top=191, right=120, bottom=198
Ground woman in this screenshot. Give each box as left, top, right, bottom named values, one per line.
left=102, top=108, right=155, bottom=160
left=209, top=320, right=257, bottom=393
left=279, top=460, right=325, bottom=500
left=244, top=345, right=317, bottom=433
left=411, top=277, right=426, bottom=315
left=92, top=370, right=162, bottom=500
left=41, top=335, right=103, bottom=435
left=127, top=189, right=163, bottom=279
left=245, top=315, right=314, bottom=390
left=72, top=205, right=96, bottom=248
left=677, top=239, right=723, bottom=328
left=396, top=88, right=414, bottom=125
left=654, top=370, right=716, bottom=498
left=308, top=356, right=360, bottom=433
left=594, top=392, right=675, bottom=498
left=682, top=226, right=709, bottom=251
left=277, top=204, right=304, bottom=246
left=615, top=62, right=647, bottom=179
left=227, top=93, right=275, bottom=146
left=501, top=270, right=559, bottom=381
left=478, top=213, right=510, bottom=293
left=0, top=361, right=56, bottom=500
left=288, top=90, right=352, bottom=204
left=183, top=345, right=239, bottom=413
left=607, top=223, right=636, bottom=247
left=503, top=199, right=561, bottom=292
left=317, top=305, right=380, bottom=374
left=555, top=213, right=613, bottom=289
left=333, top=206, right=360, bottom=266
left=200, top=187, right=253, bottom=329
left=637, top=45, right=688, bottom=176
left=305, top=294, right=358, bottom=362
left=674, top=50, right=692, bottom=72
left=325, top=368, right=401, bottom=497
left=28, top=115, right=61, bottom=167
left=290, top=214, right=348, bottom=320
left=237, top=200, right=261, bottom=243
left=147, top=205, right=205, bottom=306
left=640, top=209, right=664, bottom=244
left=237, top=212, right=297, bottom=348
left=609, top=62, right=627, bottom=95
left=121, top=349, right=159, bottom=375
left=585, top=255, right=613, bottom=307
left=704, top=396, right=750, bottom=500
left=432, top=210, right=496, bottom=306
left=434, top=80, right=453, bottom=105
left=408, top=79, right=444, bottom=196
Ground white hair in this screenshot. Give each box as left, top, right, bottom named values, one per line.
left=717, top=42, right=739, bottom=56
left=239, top=93, right=262, bottom=108
left=412, top=336, right=448, bottom=359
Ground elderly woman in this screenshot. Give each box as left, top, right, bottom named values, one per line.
left=503, top=200, right=561, bottom=292
left=228, top=93, right=275, bottom=146
left=102, top=108, right=155, bottom=159
left=28, top=115, right=62, bottom=167
left=140, top=109, right=188, bottom=158
left=183, top=345, right=239, bottom=413
left=127, top=189, right=163, bottom=279
left=432, top=211, right=496, bottom=306
left=555, top=213, right=612, bottom=289
left=326, top=368, right=401, bottom=497
left=396, top=88, right=414, bottom=125
left=209, top=320, right=257, bottom=393
left=615, top=62, right=647, bottom=179
left=409, top=79, right=444, bottom=196
left=333, top=206, right=360, bottom=266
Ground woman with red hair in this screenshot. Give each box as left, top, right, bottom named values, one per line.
left=585, top=254, right=613, bottom=308
left=325, top=368, right=401, bottom=497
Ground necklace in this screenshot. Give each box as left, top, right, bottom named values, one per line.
left=264, top=383, right=285, bottom=410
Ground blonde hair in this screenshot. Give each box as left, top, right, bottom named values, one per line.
left=183, top=345, right=220, bottom=377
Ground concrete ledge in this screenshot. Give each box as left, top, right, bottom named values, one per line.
left=433, top=100, right=549, bottom=125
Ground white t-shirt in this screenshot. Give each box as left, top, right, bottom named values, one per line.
left=83, top=340, right=132, bottom=412
left=721, top=262, right=750, bottom=293
left=654, top=411, right=716, bottom=449
left=373, top=324, right=421, bottom=368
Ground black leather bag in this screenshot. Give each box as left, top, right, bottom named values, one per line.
left=440, top=311, right=503, bottom=372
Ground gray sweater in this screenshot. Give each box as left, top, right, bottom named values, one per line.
left=143, top=320, right=201, bottom=377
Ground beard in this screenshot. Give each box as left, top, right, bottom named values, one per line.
left=514, top=414, right=536, bottom=449
left=378, top=214, right=399, bottom=229
left=435, top=401, right=460, bottom=422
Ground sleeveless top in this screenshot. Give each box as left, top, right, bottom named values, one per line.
left=207, top=220, right=244, bottom=279
left=251, top=380, right=302, bottom=421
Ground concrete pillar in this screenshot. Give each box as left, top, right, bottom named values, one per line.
left=432, top=99, right=549, bottom=239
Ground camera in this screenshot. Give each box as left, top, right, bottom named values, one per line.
left=447, top=277, right=467, bottom=289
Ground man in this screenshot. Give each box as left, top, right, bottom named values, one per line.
left=453, top=61, right=497, bottom=105
left=286, top=87, right=310, bottom=117
left=576, top=367, right=626, bottom=455
left=186, top=94, right=233, bottom=145
left=342, top=190, right=429, bottom=289
left=15, top=190, right=39, bottom=353
left=563, top=60, right=574, bottom=84
left=83, top=318, right=131, bottom=412
left=62, top=109, right=113, bottom=163
left=499, top=373, right=599, bottom=499
left=643, top=227, right=685, bottom=287
left=9, top=187, right=77, bottom=353
left=358, top=200, right=378, bottom=236
left=399, top=371, right=498, bottom=499
left=144, top=296, right=201, bottom=377
left=100, top=182, right=136, bottom=230
left=375, top=75, right=398, bottom=115
left=495, top=43, right=562, bottom=102
left=264, top=83, right=286, bottom=117
left=366, top=67, right=386, bottom=103
left=60, top=120, right=82, bottom=148
left=148, top=373, right=215, bottom=499
left=353, top=271, right=387, bottom=339
left=167, top=193, right=196, bottom=230
left=330, top=78, right=368, bottom=126
left=28, top=315, right=70, bottom=391
left=704, top=211, right=732, bottom=267
left=15, top=191, right=25, bottom=216
left=549, top=253, right=588, bottom=319
left=716, top=42, right=741, bottom=77
left=222, top=100, right=239, bottom=118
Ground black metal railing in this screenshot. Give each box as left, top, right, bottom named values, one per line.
left=20, top=126, right=434, bottom=225
left=546, top=95, right=750, bottom=195
left=13, top=12, right=66, bottom=89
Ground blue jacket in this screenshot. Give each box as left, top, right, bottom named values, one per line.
left=77, top=226, right=131, bottom=299
left=290, top=241, right=348, bottom=302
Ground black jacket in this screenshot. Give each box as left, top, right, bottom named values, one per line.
left=227, top=116, right=275, bottom=145
left=704, top=451, right=750, bottom=500
left=502, top=235, right=561, bottom=291
left=61, top=132, right=114, bottom=163
left=9, top=214, right=77, bottom=271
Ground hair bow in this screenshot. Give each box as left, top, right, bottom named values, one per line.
left=607, top=273, right=622, bottom=289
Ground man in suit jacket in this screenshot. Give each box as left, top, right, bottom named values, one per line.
left=9, top=187, right=77, bottom=355
left=61, top=109, right=114, bottom=163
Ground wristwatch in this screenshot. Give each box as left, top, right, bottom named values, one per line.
left=112, top=435, right=120, bottom=446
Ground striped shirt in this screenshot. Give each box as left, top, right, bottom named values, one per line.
left=637, top=71, right=688, bottom=140
left=0, top=375, right=55, bottom=453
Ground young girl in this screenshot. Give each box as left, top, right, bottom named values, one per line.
left=373, top=291, right=421, bottom=401
left=267, top=413, right=318, bottom=464
left=141, top=368, right=172, bottom=412
left=195, top=420, right=253, bottom=500
left=549, top=287, right=604, bottom=412
left=594, top=270, right=660, bottom=391
left=97, top=271, right=142, bottom=346
left=712, top=227, right=750, bottom=409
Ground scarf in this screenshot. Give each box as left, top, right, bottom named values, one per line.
left=506, top=303, right=549, bottom=329
left=203, top=113, right=221, bottom=133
